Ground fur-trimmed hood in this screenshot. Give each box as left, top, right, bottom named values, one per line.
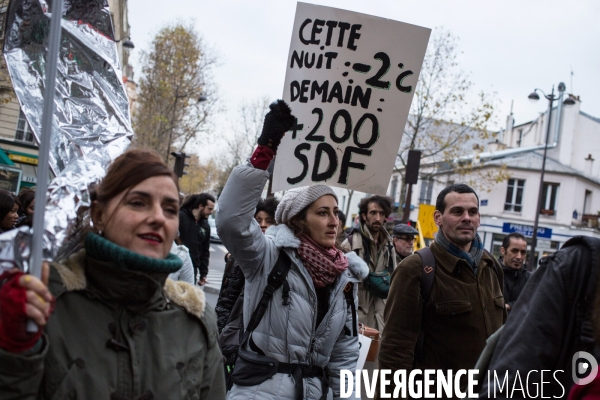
left=52, top=249, right=205, bottom=320
left=265, top=224, right=369, bottom=280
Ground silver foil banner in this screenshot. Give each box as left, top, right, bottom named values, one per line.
left=0, top=0, right=132, bottom=272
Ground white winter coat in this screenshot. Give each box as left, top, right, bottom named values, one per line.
left=217, top=165, right=368, bottom=400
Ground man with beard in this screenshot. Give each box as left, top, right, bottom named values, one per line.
left=342, top=195, right=396, bottom=332
left=179, top=193, right=215, bottom=285
left=499, top=232, right=530, bottom=312
left=194, top=193, right=215, bottom=286
left=378, top=184, right=505, bottom=398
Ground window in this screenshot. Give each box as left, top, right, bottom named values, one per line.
left=504, top=178, right=525, bottom=212
left=15, top=110, right=34, bottom=143
left=541, top=183, right=559, bottom=216
left=389, top=176, right=398, bottom=203
left=419, top=178, right=434, bottom=204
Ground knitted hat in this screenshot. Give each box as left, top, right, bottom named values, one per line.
left=275, top=185, right=338, bottom=224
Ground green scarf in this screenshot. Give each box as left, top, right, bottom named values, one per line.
left=85, top=232, right=182, bottom=274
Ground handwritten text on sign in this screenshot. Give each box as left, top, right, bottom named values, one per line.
left=273, top=3, right=430, bottom=194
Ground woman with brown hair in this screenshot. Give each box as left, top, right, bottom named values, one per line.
left=217, top=101, right=368, bottom=399
left=16, top=188, right=35, bottom=228
left=0, top=149, right=225, bottom=399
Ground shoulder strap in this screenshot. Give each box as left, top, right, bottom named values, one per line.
left=240, top=251, right=291, bottom=348
left=416, top=247, right=436, bottom=303
left=343, top=282, right=358, bottom=336
left=483, top=249, right=501, bottom=277
left=386, top=242, right=395, bottom=274
left=415, top=247, right=436, bottom=364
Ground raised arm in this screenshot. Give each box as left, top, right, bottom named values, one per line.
left=217, top=165, right=271, bottom=281
left=216, top=100, right=296, bottom=281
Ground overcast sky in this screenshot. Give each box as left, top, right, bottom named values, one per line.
left=128, top=0, right=600, bottom=157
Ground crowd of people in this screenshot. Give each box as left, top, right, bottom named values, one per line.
left=0, top=99, right=599, bottom=400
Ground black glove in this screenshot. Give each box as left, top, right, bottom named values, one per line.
left=256, top=100, right=296, bottom=153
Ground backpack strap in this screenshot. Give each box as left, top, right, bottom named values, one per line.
left=343, top=282, right=357, bottom=336
left=417, top=248, right=436, bottom=303
left=415, top=247, right=436, bottom=364
left=241, top=251, right=291, bottom=354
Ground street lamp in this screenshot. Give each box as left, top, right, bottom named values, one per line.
left=115, top=36, right=135, bottom=50
left=165, top=93, right=208, bottom=161
left=527, top=82, right=574, bottom=270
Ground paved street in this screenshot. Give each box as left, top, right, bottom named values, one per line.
left=204, top=241, right=228, bottom=303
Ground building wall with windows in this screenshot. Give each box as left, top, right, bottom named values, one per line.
left=389, top=96, right=600, bottom=267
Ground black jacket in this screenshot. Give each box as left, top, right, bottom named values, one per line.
left=501, top=264, right=532, bottom=309
left=215, top=256, right=245, bottom=333
left=197, top=218, right=211, bottom=279
left=179, top=209, right=201, bottom=280
left=479, top=236, right=600, bottom=399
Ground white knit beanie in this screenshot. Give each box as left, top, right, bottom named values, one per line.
left=275, top=185, right=338, bottom=224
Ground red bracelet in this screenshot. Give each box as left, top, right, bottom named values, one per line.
left=250, top=145, right=276, bottom=170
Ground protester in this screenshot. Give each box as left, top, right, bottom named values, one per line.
left=0, top=149, right=225, bottom=399
left=16, top=188, right=35, bottom=228
left=179, top=193, right=215, bottom=285
left=0, top=189, right=19, bottom=232
left=479, top=236, right=600, bottom=399
left=337, top=210, right=347, bottom=242
left=196, top=193, right=215, bottom=285
left=217, top=100, right=368, bottom=400
left=341, top=195, right=396, bottom=332
left=392, top=223, right=419, bottom=263
left=498, top=232, right=530, bottom=312
left=378, top=183, right=505, bottom=397
left=168, top=238, right=195, bottom=285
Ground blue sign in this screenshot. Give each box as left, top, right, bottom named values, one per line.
left=502, top=222, right=552, bottom=239
left=480, top=199, right=488, bottom=206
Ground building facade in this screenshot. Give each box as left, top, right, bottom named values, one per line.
left=390, top=95, right=600, bottom=266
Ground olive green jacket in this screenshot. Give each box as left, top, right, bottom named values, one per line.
left=378, top=242, right=505, bottom=395
left=341, top=224, right=396, bottom=332
left=0, top=250, right=226, bottom=400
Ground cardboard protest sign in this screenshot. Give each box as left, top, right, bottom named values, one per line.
left=273, top=3, right=430, bottom=194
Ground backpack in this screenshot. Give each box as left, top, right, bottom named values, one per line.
left=348, top=230, right=395, bottom=299
left=218, top=252, right=292, bottom=390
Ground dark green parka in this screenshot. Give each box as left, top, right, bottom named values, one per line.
left=0, top=245, right=226, bottom=400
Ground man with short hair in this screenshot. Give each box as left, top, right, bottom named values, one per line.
left=499, top=232, right=530, bottom=312
left=378, top=184, right=505, bottom=396
left=392, top=223, right=418, bottom=263
left=195, top=193, right=215, bottom=286
left=341, top=195, right=396, bottom=332
left=179, top=193, right=215, bottom=285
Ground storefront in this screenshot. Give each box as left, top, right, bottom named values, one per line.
left=0, top=140, right=40, bottom=193
left=480, top=217, right=575, bottom=269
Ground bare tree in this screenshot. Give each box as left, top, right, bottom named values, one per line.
left=225, top=96, right=271, bottom=167
left=132, top=22, right=218, bottom=162
left=396, top=28, right=504, bottom=200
